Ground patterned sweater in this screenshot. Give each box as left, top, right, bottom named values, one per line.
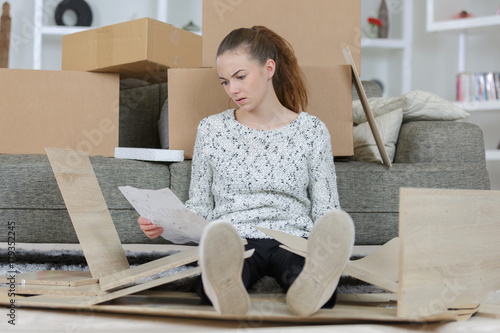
left=185, top=109, right=340, bottom=239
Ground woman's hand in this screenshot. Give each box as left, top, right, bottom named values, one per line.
left=137, top=216, right=164, bottom=239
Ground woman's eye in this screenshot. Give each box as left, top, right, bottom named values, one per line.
left=237, top=76, right=246, bottom=80
left=220, top=81, right=228, bottom=86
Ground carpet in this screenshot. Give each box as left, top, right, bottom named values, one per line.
left=0, top=248, right=388, bottom=295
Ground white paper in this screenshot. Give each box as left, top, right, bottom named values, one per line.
left=119, top=186, right=208, bottom=244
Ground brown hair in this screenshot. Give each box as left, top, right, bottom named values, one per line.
left=216, top=26, right=308, bottom=113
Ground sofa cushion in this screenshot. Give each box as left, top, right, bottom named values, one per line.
left=167, top=154, right=490, bottom=246
left=119, top=83, right=167, bottom=149
left=352, top=90, right=469, bottom=125
left=395, top=121, right=487, bottom=164
left=0, top=154, right=172, bottom=244
left=352, top=81, right=383, bottom=100
left=335, top=160, right=490, bottom=245
left=353, top=108, right=403, bottom=163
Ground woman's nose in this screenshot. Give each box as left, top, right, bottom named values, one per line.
left=228, top=81, right=240, bottom=95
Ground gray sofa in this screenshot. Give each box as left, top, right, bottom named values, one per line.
left=0, top=82, right=491, bottom=246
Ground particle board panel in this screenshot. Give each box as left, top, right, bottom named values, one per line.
left=398, top=188, right=500, bottom=319
left=6, top=291, right=461, bottom=324
left=94, top=266, right=202, bottom=305
left=343, top=265, right=398, bottom=294
left=6, top=271, right=97, bottom=286
left=479, top=303, right=500, bottom=317
left=2, top=282, right=105, bottom=297
left=255, top=225, right=399, bottom=293
left=93, top=249, right=254, bottom=305
left=252, top=225, right=307, bottom=253
left=99, top=246, right=199, bottom=291
left=342, top=47, right=391, bottom=167
left=344, top=238, right=399, bottom=293
left=45, top=148, right=130, bottom=279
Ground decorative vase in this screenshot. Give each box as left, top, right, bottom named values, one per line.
left=378, top=0, right=389, bottom=38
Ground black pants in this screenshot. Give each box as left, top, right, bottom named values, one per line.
left=197, top=238, right=338, bottom=308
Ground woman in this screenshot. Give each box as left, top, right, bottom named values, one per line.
left=139, top=26, right=354, bottom=317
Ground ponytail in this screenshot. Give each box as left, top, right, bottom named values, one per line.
left=217, top=26, right=308, bottom=113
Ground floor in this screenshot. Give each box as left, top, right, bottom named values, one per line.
left=1, top=307, right=499, bottom=333
left=1, top=243, right=500, bottom=332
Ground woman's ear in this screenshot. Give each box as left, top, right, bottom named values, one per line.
left=265, top=59, right=276, bottom=79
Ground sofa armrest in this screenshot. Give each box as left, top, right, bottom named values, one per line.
left=352, top=81, right=382, bottom=100
left=394, top=121, right=487, bottom=164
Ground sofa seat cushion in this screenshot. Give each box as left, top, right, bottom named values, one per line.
left=395, top=121, right=487, bottom=164
left=335, top=161, right=490, bottom=213
left=167, top=159, right=490, bottom=246
left=0, top=154, right=171, bottom=244
left=335, top=161, right=490, bottom=245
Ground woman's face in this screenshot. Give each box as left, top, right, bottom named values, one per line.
left=216, top=50, right=274, bottom=113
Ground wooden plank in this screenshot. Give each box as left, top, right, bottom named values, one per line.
left=338, top=293, right=398, bottom=303
left=279, top=244, right=306, bottom=258
left=8, top=291, right=459, bottom=324
left=0, top=2, right=10, bottom=68
left=398, top=188, right=500, bottom=319
left=479, top=303, right=500, bottom=317
left=343, top=265, right=398, bottom=294
left=93, top=249, right=254, bottom=305
left=1, top=282, right=106, bottom=297
left=252, top=225, right=307, bottom=253
left=45, top=148, right=130, bottom=279
left=342, top=46, right=391, bottom=167
left=99, top=246, right=199, bottom=291
left=344, top=237, right=399, bottom=293
left=256, top=225, right=399, bottom=293
left=8, top=270, right=97, bottom=286
left=93, top=266, right=202, bottom=305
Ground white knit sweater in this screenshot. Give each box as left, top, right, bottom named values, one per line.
left=185, top=109, right=340, bottom=239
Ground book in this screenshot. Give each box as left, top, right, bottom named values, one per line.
left=485, top=72, right=495, bottom=101
left=457, top=72, right=500, bottom=102
left=496, top=73, right=500, bottom=100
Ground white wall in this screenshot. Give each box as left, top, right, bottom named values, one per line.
left=8, top=0, right=35, bottom=69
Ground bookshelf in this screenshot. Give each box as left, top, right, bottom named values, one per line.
left=360, top=0, right=413, bottom=97
left=454, top=101, right=500, bottom=113
left=426, top=0, right=500, bottom=105
left=427, top=0, right=500, bottom=170
left=427, top=0, right=500, bottom=32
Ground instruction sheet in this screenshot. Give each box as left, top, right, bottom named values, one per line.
left=119, top=186, right=208, bottom=244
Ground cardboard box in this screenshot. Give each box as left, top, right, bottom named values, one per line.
left=0, top=69, right=119, bottom=157
left=62, top=18, right=202, bottom=87
left=168, top=66, right=353, bottom=158
left=202, top=0, right=361, bottom=70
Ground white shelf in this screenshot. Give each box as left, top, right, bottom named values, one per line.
left=361, top=38, right=407, bottom=49
left=41, top=26, right=91, bottom=36
left=427, top=14, right=500, bottom=32
left=360, top=0, right=413, bottom=96
left=427, top=0, right=500, bottom=32
left=455, top=100, right=500, bottom=112
left=486, top=150, right=500, bottom=161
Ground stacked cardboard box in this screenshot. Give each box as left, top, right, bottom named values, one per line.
left=0, top=69, right=119, bottom=157
left=1, top=18, right=202, bottom=157
left=3, top=2, right=360, bottom=158
left=61, top=18, right=202, bottom=89
left=168, top=0, right=361, bottom=158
